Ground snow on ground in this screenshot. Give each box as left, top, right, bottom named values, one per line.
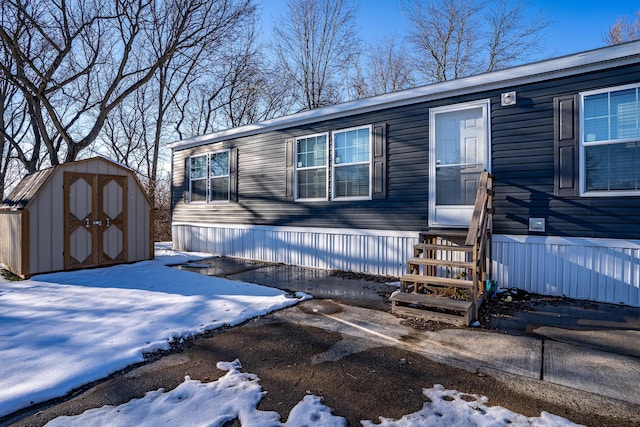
left=44, top=360, right=582, bottom=427
left=1, top=244, right=582, bottom=426
left=153, top=241, right=214, bottom=265
left=0, top=252, right=307, bottom=417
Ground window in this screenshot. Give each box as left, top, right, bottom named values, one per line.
left=189, top=150, right=230, bottom=202
left=190, top=155, right=208, bottom=202
left=581, top=84, right=640, bottom=195
left=332, top=126, right=371, bottom=199
left=287, top=125, right=376, bottom=202
left=210, top=151, right=230, bottom=201
left=295, top=134, right=328, bottom=200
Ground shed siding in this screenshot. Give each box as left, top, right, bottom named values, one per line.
left=0, top=211, right=25, bottom=275
left=29, top=167, right=65, bottom=273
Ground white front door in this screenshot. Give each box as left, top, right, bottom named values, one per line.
left=429, top=100, right=490, bottom=227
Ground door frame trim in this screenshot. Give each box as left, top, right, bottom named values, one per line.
left=428, top=99, right=491, bottom=227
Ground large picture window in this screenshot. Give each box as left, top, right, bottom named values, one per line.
left=332, top=126, right=371, bottom=199
left=189, top=150, right=230, bottom=202
left=581, top=84, right=640, bottom=195
left=295, top=134, right=328, bottom=200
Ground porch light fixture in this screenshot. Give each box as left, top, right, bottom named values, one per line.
left=501, top=91, right=517, bottom=106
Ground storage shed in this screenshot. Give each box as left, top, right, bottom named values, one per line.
left=0, top=157, right=154, bottom=278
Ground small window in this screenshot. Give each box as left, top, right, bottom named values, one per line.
left=189, top=155, right=207, bottom=202
left=332, top=126, right=372, bottom=199
left=295, top=134, right=328, bottom=200
left=188, top=150, right=230, bottom=203
left=210, top=151, right=230, bottom=202
left=581, top=84, right=640, bottom=195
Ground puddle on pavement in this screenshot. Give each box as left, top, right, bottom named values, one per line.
left=175, top=257, right=270, bottom=277
left=174, top=257, right=397, bottom=311
left=298, top=300, right=343, bottom=315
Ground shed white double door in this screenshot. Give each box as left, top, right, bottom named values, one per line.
left=64, top=172, right=127, bottom=269
left=429, top=100, right=490, bottom=227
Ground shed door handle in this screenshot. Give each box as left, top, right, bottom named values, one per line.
left=85, top=218, right=90, bottom=228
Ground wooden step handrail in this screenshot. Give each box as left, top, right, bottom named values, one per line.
left=465, top=171, right=492, bottom=246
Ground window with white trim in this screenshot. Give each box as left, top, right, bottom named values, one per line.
left=189, top=150, right=230, bottom=202
left=581, top=83, right=640, bottom=195
left=189, top=155, right=208, bottom=202
left=295, top=134, right=328, bottom=200
left=332, top=126, right=372, bottom=199
left=210, top=151, right=230, bottom=201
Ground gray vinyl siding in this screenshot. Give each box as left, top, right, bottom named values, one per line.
left=492, top=64, right=640, bottom=239
left=172, top=64, right=640, bottom=239
left=173, top=104, right=434, bottom=231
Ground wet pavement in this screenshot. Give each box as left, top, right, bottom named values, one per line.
left=178, top=257, right=398, bottom=312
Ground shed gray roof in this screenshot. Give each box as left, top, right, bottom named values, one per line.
left=1, top=156, right=142, bottom=210
left=169, top=40, right=640, bottom=151
left=1, top=168, right=56, bottom=210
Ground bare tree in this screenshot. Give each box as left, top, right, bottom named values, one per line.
left=174, top=16, right=291, bottom=138
left=404, top=0, right=480, bottom=82
left=273, top=0, right=360, bottom=110
left=217, top=34, right=293, bottom=128
left=0, top=0, right=255, bottom=176
left=603, top=9, right=640, bottom=45
left=352, top=36, right=416, bottom=98
left=484, top=0, right=547, bottom=71
left=403, top=0, right=548, bottom=83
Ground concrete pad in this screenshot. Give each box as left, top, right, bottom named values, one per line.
left=543, top=340, right=640, bottom=405
left=273, top=301, right=543, bottom=381
left=417, top=330, right=542, bottom=380
left=534, top=327, right=640, bottom=358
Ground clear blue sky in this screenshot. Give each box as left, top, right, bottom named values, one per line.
left=260, top=0, right=640, bottom=57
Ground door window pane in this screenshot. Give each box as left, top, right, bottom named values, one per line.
left=436, top=166, right=480, bottom=205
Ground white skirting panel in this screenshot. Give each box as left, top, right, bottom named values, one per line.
left=493, top=235, right=640, bottom=307
left=172, top=223, right=419, bottom=277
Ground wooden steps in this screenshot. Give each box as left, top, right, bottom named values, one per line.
left=391, top=171, right=493, bottom=327
left=390, top=292, right=472, bottom=327
left=414, top=243, right=473, bottom=253
left=400, top=273, right=474, bottom=291
left=407, top=257, right=473, bottom=270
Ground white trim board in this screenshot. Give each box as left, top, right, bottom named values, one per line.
left=171, top=222, right=420, bottom=238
